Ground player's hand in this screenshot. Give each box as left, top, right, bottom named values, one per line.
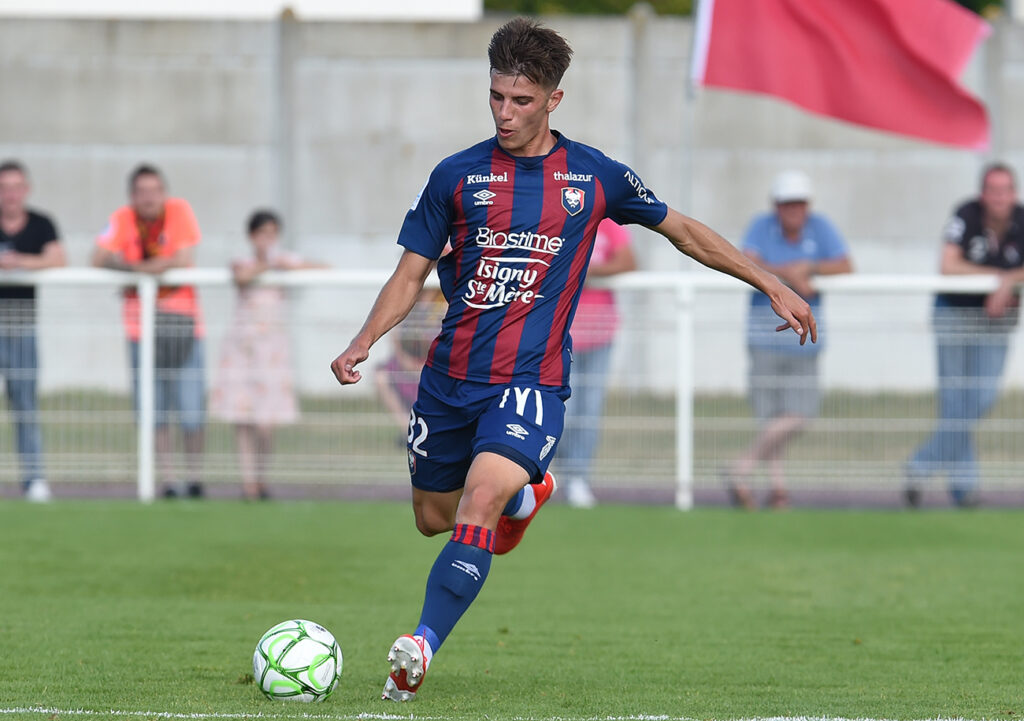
left=768, top=280, right=817, bottom=345
left=331, top=342, right=369, bottom=385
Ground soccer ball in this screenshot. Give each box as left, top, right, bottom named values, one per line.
left=252, top=619, right=343, bottom=702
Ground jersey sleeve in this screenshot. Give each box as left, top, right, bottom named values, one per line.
left=96, top=209, right=127, bottom=252
left=165, top=198, right=201, bottom=250
left=37, top=214, right=59, bottom=247
left=397, top=164, right=455, bottom=261
left=600, top=160, right=669, bottom=228
left=812, top=215, right=849, bottom=261
left=741, top=215, right=770, bottom=257
left=942, top=204, right=970, bottom=246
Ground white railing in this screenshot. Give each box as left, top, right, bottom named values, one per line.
left=0, top=268, right=1014, bottom=506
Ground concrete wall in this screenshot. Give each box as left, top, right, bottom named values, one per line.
left=1, top=11, right=1023, bottom=393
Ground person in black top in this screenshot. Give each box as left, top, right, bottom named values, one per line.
left=0, top=160, right=66, bottom=502
left=906, top=162, right=1024, bottom=508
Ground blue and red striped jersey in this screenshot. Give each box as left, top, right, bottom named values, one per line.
left=397, top=131, right=668, bottom=388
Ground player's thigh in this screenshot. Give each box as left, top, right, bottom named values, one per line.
left=472, top=383, right=567, bottom=484
left=406, top=393, right=476, bottom=495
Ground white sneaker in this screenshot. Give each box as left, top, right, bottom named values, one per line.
left=566, top=477, right=596, bottom=509
left=382, top=634, right=432, bottom=702
left=25, top=479, right=52, bottom=503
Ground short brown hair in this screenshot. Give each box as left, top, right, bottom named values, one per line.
left=488, top=17, right=573, bottom=90
left=128, top=163, right=165, bottom=193
left=981, top=162, right=1016, bottom=191
left=0, top=160, right=27, bottom=178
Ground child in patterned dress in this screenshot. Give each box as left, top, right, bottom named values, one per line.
left=210, top=210, right=325, bottom=499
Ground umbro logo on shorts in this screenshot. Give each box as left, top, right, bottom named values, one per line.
left=505, top=423, right=529, bottom=440
left=539, top=435, right=557, bottom=460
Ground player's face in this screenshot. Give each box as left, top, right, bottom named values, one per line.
left=489, top=71, right=563, bottom=157
left=981, top=169, right=1016, bottom=224
left=131, top=174, right=167, bottom=221
left=775, top=200, right=809, bottom=238
left=0, top=170, right=29, bottom=216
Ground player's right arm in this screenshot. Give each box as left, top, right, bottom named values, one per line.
left=330, top=249, right=435, bottom=386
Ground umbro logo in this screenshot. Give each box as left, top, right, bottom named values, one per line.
left=473, top=188, right=496, bottom=207
left=451, top=560, right=481, bottom=581
left=506, top=423, right=529, bottom=440
left=539, top=435, right=557, bottom=461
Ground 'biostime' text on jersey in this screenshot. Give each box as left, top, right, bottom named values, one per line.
left=475, top=227, right=564, bottom=254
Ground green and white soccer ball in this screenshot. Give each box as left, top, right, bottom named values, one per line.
left=253, top=619, right=343, bottom=702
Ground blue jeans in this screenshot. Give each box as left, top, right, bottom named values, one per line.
left=0, top=326, right=44, bottom=486
left=908, top=305, right=1011, bottom=493
left=558, top=343, right=613, bottom=481
left=130, top=339, right=206, bottom=431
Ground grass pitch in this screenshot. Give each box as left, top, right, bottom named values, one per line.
left=0, top=500, right=1022, bottom=720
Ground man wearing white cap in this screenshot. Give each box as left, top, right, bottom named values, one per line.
left=723, top=171, right=853, bottom=509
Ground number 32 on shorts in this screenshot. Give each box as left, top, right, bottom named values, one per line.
left=408, top=409, right=429, bottom=457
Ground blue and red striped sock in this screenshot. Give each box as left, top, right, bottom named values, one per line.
left=414, top=523, right=494, bottom=654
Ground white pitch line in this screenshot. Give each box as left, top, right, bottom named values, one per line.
left=0, top=709, right=427, bottom=721
left=0, top=711, right=992, bottom=721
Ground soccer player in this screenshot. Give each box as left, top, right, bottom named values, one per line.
left=330, top=17, right=816, bottom=702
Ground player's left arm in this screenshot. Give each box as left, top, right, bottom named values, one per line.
left=653, top=207, right=817, bottom=345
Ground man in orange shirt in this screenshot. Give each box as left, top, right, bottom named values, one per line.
left=92, top=165, right=206, bottom=498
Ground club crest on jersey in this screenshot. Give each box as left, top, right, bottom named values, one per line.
left=561, top=187, right=585, bottom=216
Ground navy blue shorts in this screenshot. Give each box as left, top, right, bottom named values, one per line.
left=406, top=365, right=569, bottom=493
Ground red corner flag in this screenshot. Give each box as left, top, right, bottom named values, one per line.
left=690, top=0, right=991, bottom=149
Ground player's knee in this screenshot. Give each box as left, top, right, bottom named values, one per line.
left=460, top=483, right=508, bottom=518
left=414, top=510, right=451, bottom=537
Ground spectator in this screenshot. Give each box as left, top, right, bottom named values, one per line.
left=0, top=160, right=67, bottom=502
left=724, top=171, right=853, bottom=509
left=905, top=163, right=1024, bottom=508
left=375, top=289, right=444, bottom=443
left=557, top=218, right=636, bottom=508
left=210, top=210, right=326, bottom=500
left=92, top=164, right=206, bottom=499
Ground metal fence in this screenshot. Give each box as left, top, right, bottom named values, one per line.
left=2, top=268, right=1023, bottom=507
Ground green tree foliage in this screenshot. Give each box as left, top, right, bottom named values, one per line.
left=954, top=0, right=1003, bottom=15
